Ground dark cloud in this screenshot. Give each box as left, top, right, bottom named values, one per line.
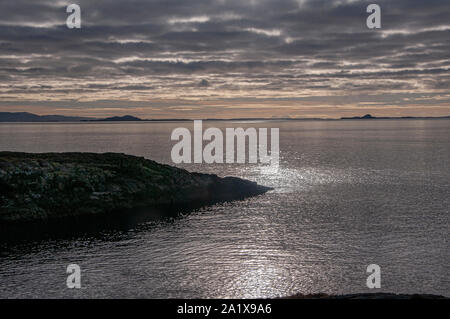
left=198, top=79, right=210, bottom=87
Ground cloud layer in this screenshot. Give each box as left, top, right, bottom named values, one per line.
left=0, top=0, right=449, bottom=118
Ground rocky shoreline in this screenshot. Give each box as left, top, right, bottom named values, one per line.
left=0, top=152, right=271, bottom=223
left=281, top=293, right=448, bottom=299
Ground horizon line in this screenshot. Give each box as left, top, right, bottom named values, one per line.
left=1, top=111, right=450, bottom=122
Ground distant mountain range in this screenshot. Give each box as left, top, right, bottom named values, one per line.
left=0, top=112, right=181, bottom=122
left=339, top=114, right=450, bottom=120
left=341, top=114, right=376, bottom=120
left=83, top=115, right=143, bottom=122
left=0, top=112, right=92, bottom=122
left=0, top=112, right=449, bottom=122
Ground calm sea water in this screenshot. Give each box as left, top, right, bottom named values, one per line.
left=0, top=119, right=448, bottom=298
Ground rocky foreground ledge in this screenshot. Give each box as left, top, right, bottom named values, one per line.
left=282, top=293, right=448, bottom=299
left=0, top=152, right=271, bottom=223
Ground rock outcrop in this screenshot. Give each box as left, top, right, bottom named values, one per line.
left=0, top=152, right=271, bottom=222
left=281, top=293, right=448, bottom=299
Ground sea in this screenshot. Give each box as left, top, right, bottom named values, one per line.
left=0, top=119, right=448, bottom=298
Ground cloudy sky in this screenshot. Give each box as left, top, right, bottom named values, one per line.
left=0, top=0, right=449, bottom=118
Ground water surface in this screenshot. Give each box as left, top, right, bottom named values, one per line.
left=0, top=119, right=448, bottom=298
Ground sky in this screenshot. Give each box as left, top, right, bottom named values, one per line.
left=0, top=0, right=449, bottom=119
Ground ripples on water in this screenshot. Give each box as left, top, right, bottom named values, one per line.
left=0, top=119, right=448, bottom=298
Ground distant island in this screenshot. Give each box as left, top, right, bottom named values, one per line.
left=338, top=113, right=450, bottom=120
left=0, top=112, right=188, bottom=122
left=0, top=112, right=92, bottom=122
left=0, top=112, right=449, bottom=123
left=341, top=114, right=376, bottom=120
left=84, top=115, right=143, bottom=122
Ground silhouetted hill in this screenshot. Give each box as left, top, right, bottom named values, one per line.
left=92, top=115, right=143, bottom=121
left=340, top=114, right=450, bottom=120
left=0, top=112, right=91, bottom=122
left=341, top=114, right=375, bottom=120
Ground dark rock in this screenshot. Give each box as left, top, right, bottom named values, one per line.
left=0, top=152, right=272, bottom=222
left=281, top=292, right=448, bottom=299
